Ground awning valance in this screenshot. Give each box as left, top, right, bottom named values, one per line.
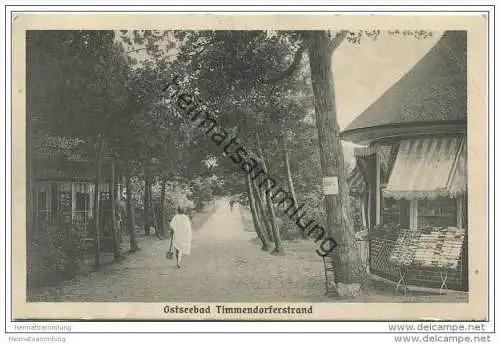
left=354, top=146, right=377, bottom=157
left=383, top=137, right=467, bottom=200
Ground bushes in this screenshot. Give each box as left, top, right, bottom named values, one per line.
left=279, top=216, right=303, bottom=240
left=37, top=223, right=86, bottom=278
left=190, top=178, right=214, bottom=210
left=278, top=187, right=366, bottom=238
left=274, top=186, right=327, bottom=241
left=299, top=186, right=327, bottom=227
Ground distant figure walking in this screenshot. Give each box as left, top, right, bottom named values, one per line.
left=229, top=200, right=235, bottom=211
left=169, top=206, right=193, bottom=269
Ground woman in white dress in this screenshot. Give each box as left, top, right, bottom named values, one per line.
left=169, top=206, right=193, bottom=268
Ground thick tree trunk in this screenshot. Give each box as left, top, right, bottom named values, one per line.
left=158, top=176, right=167, bottom=238
left=124, top=167, right=138, bottom=252
left=284, top=138, right=299, bottom=208
left=246, top=172, right=270, bottom=251
left=150, top=178, right=160, bottom=238
left=93, top=138, right=105, bottom=270
left=308, top=31, right=366, bottom=297
left=256, top=132, right=284, bottom=255
left=110, top=158, right=120, bottom=259
left=144, top=165, right=151, bottom=236
left=253, top=180, right=273, bottom=240
left=283, top=137, right=304, bottom=239
left=116, top=171, right=124, bottom=243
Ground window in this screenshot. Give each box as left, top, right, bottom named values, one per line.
left=58, top=182, right=72, bottom=225
left=36, top=184, right=51, bottom=224
left=50, top=183, right=58, bottom=222
left=74, top=183, right=91, bottom=229
left=381, top=195, right=410, bottom=228
left=76, top=192, right=90, bottom=211
left=58, top=183, right=72, bottom=209
left=99, top=182, right=110, bottom=201
left=417, top=197, right=458, bottom=228
left=37, top=189, right=47, bottom=211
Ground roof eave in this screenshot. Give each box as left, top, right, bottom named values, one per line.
left=340, top=120, right=467, bottom=145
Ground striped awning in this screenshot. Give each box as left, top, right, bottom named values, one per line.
left=383, top=137, right=467, bottom=200
left=347, top=166, right=366, bottom=194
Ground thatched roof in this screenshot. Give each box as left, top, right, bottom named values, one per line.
left=341, top=31, right=467, bottom=144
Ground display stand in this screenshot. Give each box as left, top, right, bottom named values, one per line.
left=395, top=265, right=408, bottom=294
left=389, top=229, right=419, bottom=294
left=439, top=270, right=448, bottom=295
left=412, top=227, right=465, bottom=295
left=389, top=227, right=466, bottom=295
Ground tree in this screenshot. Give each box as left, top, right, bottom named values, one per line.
left=92, top=138, right=105, bottom=269
left=159, top=176, right=168, bottom=238
left=143, top=163, right=152, bottom=236
left=110, top=158, right=120, bottom=259
left=282, top=133, right=303, bottom=238
left=252, top=178, right=273, bottom=241
left=304, top=31, right=365, bottom=296
left=124, top=166, right=138, bottom=252
left=245, top=172, right=271, bottom=250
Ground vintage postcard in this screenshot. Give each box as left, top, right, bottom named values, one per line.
left=10, top=12, right=489, bottom=322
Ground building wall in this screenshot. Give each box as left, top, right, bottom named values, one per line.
left=33, top=179, right=111, bottom=239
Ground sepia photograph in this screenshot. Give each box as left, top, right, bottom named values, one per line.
left=9, top=12, right=489, bottom=323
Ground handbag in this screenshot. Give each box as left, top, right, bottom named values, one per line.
left=166, top=230, right=174, bottom=259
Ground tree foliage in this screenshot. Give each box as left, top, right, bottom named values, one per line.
left=28, top=31, right=128, bottom=143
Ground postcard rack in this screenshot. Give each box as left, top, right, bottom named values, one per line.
left=389, top=227, right=466, bottom=295
left=412, top=227, right=466, bottom=294
left=389, top=229, right=420, bottom=294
